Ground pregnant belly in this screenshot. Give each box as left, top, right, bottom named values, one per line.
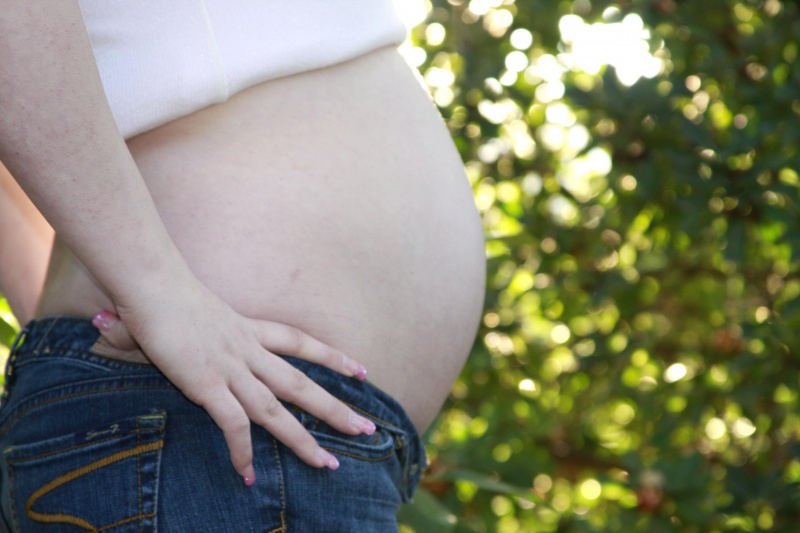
left=37, top=46, right=486, bottom=432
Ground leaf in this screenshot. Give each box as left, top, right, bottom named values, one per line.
left=397, top=488, right=459, bottom=533
left=724, top=216, right=746, bottom=264
left=0, top=317, right=16, bottom=349
left=431, top=469, right=544, bottom=502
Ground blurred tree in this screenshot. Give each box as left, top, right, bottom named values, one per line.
left=3, top=0, right=800, bottom=531
left=396, top=0, right=800, bottom=531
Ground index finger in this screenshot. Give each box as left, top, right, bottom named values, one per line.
left=197, top=387, right=257, bottom=483
left=232, top=373, right=340, bottom=470
left=252, top=321, right=367, bottom=380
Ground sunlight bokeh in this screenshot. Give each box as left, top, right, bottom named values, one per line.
left=386, top=1, right=798, bottom=530
left=559, top=11, right=665, bottom=86
left=394, top=0, right=430, bottom=29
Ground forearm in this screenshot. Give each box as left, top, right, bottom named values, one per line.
left=0, top=162, right=53, bottom=323
left=0, top=2, right=377, bottom=480
left=0, top=1, right=185, bottom=300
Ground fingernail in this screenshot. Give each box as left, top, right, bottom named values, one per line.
left=319, top=449, right=339, bottom=470
left=243, top=465, right=256, bottom=486
left=354, top=365, right=367, bottom=381
left=352, top=413, right=376, bottom=435
left=347, top=360, right=368, bottom=380
left=92, top=310, right=118, bottom=331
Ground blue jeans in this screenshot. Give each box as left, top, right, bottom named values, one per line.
left=0, top=317, right=425, bottom=532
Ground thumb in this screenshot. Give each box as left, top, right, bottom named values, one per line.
left=92, top=310, right=140, bottom=351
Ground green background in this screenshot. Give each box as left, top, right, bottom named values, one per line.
left=3, top=0, right=800, bottom=531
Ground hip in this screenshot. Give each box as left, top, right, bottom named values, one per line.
left=0, top=316, right=425, bottom=532
left=37, top=45, right=487, bottom=429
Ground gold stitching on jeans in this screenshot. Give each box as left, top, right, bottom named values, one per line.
left=267, top=437, right=287, bottom=533
left=25, top=441, right=164, bottom=530
left=341, top=401, right=402, bottom=432
left=136, top=419, right=143, bottom=533
left=96, top=512, right=156, bottom=532
left=320, top=446, right=395, bottom=462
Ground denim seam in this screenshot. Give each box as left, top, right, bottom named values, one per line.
left=304, top=420, right=396, bottom=459
left=13, top=348, right=153, bottom=369
left=6, top=435, right=126, bottom=463
left=342, top=401, right=403, bottom=433
left=0, top=385, right=174, bottom=438
left=268, top=437, right=287, bottom=533
left=32, top=319, right=58, bottom=353
left=319, top=447, right=395, bottom=462
left=136, top=418, right=143, bottom=533
left=7, top=457, right=20, bottom=532
left=344, top=400, right=413, bottom=495
left=5, top=426, right=160, bottom=462
left=97, top=513, right=157, bottom=532
left=22, top=440, right=164, bottom=530
left=3, top=329, right=29, bottom=404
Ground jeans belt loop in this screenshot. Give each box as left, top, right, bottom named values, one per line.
left=2, top=326, right=29, bottom=405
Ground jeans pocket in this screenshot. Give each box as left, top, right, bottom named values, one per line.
left=286, top=404, right=408, bottom=519
left=299, top=406, right=400, bottom=462
left=3, top=412, right=165, bottom=532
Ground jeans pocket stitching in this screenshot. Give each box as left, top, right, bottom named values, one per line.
left=0, top=385, right=174, bottom=439
left=6, top=434, right=126, bottom=463
left=311, top=426, right=398, bottom=462
left=318, top=446, right=396, bottom=462
left=6, top=413, right=165, bottom=532
left=7, top=457, right=20, bottom=533
left=342, top=401, right=404, bottom=434
left=268, top=437, right=287, bottom=533
left=16, top=440, right=164, bottom=530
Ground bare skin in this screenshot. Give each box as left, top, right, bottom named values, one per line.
left=35, top=44, right=486, bottom=433
left=0, top=161, right=53, bottom=324
left=2, top=2, right=483, bottom=483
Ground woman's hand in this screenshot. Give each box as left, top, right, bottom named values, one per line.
left=1, top=1, right=374, bottom=486
left=92, top=270, right=374, bottom=486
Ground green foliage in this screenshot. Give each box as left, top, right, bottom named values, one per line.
left=0, top=298, right=16, bottom=389
left=399, top=0, right=800, bottom=531
left=3, top=1, right=800, bottom=530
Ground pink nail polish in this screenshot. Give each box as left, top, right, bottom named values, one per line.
left=320, top=450, right=339, bottom=470
left=362, top=419, right=376, bottom=436
left=351, top=413, right=375, bottom=435
left=354, top=365, right=367, bottom=381
left=244, top=475, right=256, bottom=486
left=92, top=310, right=117, bottom=331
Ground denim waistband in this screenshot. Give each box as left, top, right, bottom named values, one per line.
left=1, top=315, right=426, bottom=501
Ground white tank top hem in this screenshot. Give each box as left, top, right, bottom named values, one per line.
left=78, top=1, right=408, bottom=139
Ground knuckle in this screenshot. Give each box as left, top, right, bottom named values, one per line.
left=315, top=346, right=338, bottom=368
left=336, top=350, right=348, bottom=371
left=282, top=425, right=317, bottom=455
left=185, top=380, right=225, bottom=407
left=184, top=387, right=212, bottom=407
left=287, top=326, right=306, bottom=353
left=293, top=434, right=319, bottom=457
left=287, top=368, right=309, bottom=393
left=224, top=411, right=252, bottom=435
left=319, top=395, right=347, bottom=422
left=262, top=394, right=284, bottom=420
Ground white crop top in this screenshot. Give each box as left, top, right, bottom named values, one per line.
left=78, top=1, right=408, bottom=139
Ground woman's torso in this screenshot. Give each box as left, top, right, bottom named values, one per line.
left=36, top=46, right=486, bottom=432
